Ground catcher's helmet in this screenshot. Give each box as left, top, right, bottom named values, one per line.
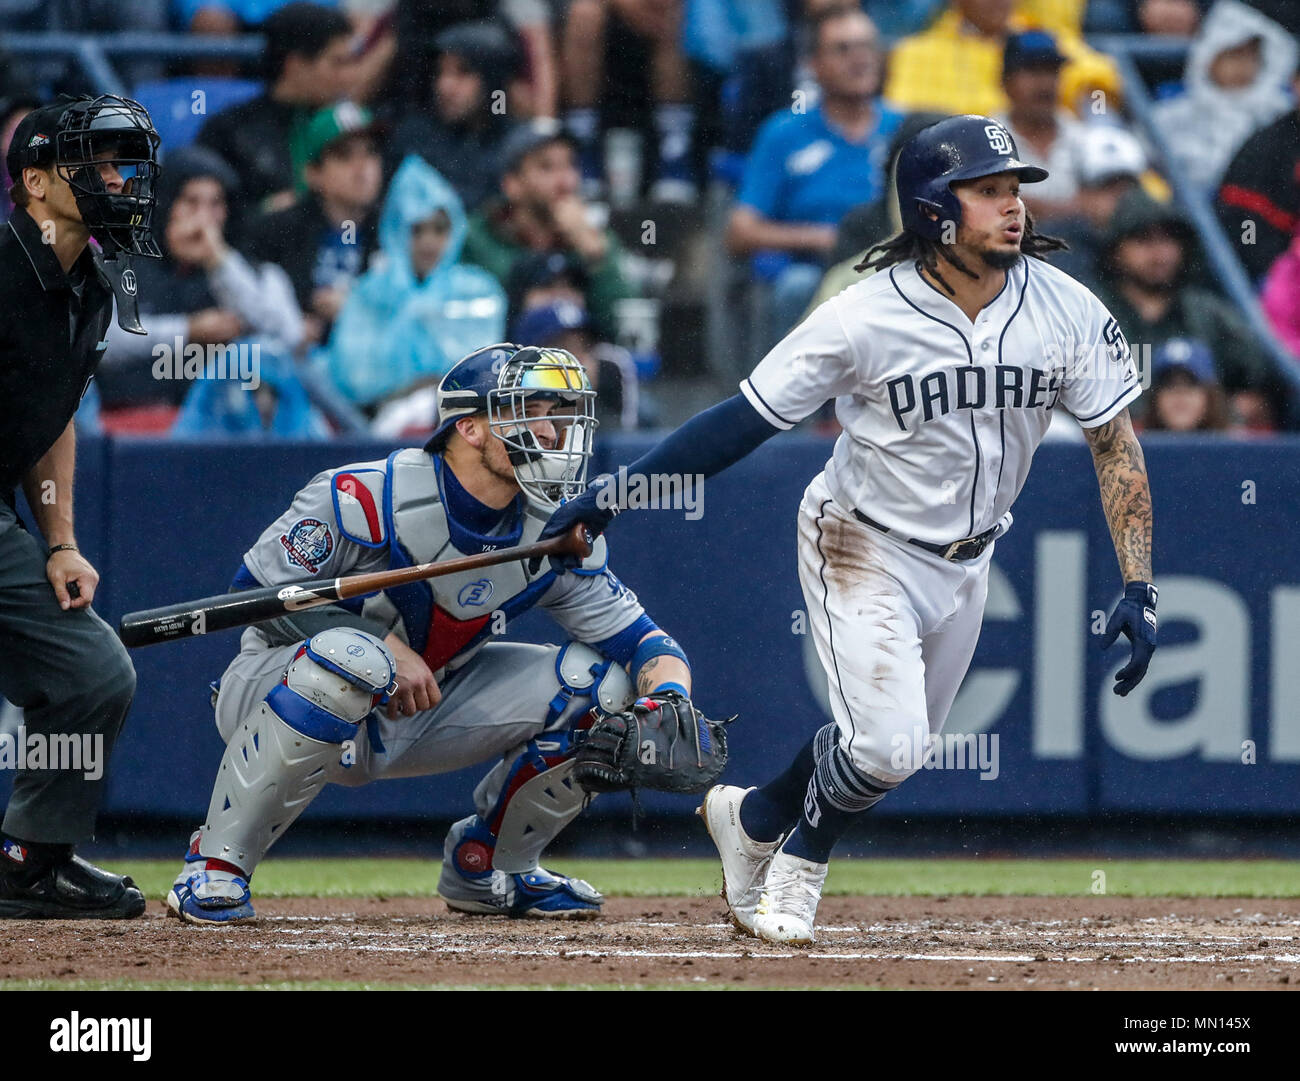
left=895, top=114, right=1048, bottom=241
left=428, top=342, right=597, bottom=509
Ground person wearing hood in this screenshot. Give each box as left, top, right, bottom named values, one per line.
left=383, top=20, right=524, bottom=213
left=1096, top=187, right=1277, bottom=427
left=1151, top=0, right=1297, bottom=195
left=317, top=155, right=506, bottom=409
left=97, top=145, right=304, bottom=414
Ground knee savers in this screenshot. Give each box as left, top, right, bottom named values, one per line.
left=272, top=629, right=399, bottom=738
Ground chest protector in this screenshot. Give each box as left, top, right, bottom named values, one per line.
left=346, top=449, right=607, bottom=677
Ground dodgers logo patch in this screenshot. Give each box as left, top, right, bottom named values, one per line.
left=280, top=517, right=334, bottom=574
left=458, top=578, right=495, bottom=607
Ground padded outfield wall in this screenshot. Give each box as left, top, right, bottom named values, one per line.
left=1, top=433, right=1297, bottom=822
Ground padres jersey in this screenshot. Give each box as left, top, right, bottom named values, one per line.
left=740, top=257, right=1140, bottom=544
left=239, top=448, right=645, bottom=676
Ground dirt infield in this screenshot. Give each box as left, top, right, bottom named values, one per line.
left=5, top=896, right=1300, bottom=989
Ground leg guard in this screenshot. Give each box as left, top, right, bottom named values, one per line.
left=437, top=642, right=632, bottom=918
left=167, top=630, right=395, bottom=925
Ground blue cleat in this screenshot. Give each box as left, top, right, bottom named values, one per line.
left=166, top=866, right=256, bottom=925
left=439, top=860, right=603, bottom=919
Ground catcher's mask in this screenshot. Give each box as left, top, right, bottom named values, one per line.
left=489, top=346, right=596, bottom=509
left=54, top=95, right=162, bottom=259
left=431, top=343, right=597, bottom=509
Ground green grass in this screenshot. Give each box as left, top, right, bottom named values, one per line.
left=104, top=857, right=1300, bottom=901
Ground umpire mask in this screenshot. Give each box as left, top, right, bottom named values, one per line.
left=54, top=95, right=162, bottom=260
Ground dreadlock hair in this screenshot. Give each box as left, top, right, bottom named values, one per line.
left=854, top=210, right=1068, bottom=295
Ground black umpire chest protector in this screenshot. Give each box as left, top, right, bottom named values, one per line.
left=0, top=210, right=114, bottom=505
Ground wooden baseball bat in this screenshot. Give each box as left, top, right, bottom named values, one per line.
left=117, top=523, right=591, bottom=648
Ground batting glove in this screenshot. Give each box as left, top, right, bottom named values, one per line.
left=529, top=476, right=619, bottom=575
left=1101, top=581, right=1158, bottom=697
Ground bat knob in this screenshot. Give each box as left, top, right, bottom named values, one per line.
left=566, top=522, right=594, bottom=559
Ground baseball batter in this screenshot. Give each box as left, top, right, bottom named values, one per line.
left=167, top=344, right=697, bottom=923
left=539, top=115, right=1157, bottom=944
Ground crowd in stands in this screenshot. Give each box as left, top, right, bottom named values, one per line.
left=2, top=0, right=1299, bottom=439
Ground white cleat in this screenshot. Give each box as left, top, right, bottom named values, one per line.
left=753, top=849, right=828, bottom=946
left=698, top=785, right=782, bottom=936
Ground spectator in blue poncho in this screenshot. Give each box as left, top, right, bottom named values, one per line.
left=315, top=155, right=506, bottom=410
left=171, top=351, right=331, bottom=439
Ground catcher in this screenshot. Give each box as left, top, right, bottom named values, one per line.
left=167, top=343, right=726, bottom=924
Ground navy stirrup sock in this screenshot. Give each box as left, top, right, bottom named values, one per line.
left=739, top=723, right=838, bottom=843
left=782, top=744, right=895, bottom=864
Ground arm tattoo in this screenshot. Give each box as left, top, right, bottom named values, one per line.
left=1083, top=410, right=1153, bottom=583
left=635, top=656, right=664, bottom=697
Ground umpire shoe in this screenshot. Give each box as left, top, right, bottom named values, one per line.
left=0, top=844, right=146, bottom=920
left=698, top=785, right=783, bottom=936
left=753, top=849, right=829, bottom=947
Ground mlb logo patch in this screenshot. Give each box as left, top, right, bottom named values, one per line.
left=280, top=517, right=334, bottom=574
left=2, top=839, right=27, bottom=864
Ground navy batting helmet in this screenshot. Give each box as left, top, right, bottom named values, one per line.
left=428, top=342, right=597, bottom=508
left=895, top=115, right=1048, bottom=241
left=429, top=342, right=522, bottom=448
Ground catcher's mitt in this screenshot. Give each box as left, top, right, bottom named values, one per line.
left=574, top=691, right=731, bottom=795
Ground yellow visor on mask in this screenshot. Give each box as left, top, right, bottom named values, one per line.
left=518, top=349, right=590, bottom=395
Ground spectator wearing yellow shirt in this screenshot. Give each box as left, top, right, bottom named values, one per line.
left=883, top=0, right=1121, bottom=117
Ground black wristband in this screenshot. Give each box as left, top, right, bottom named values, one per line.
left=47, top=543, right=78, bottom=559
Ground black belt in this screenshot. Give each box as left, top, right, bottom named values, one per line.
left=852, top=509, right=998, bottom=562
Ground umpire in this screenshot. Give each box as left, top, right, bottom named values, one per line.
left=0, top=95, right=161, bottom=918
